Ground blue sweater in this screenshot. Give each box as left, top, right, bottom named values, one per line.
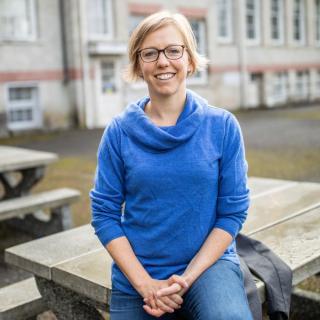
left=90, top=90, right=250, bottom=295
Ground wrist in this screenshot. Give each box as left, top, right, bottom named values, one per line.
left=181, top=272, right=196, bottom=288
left=132, top=273, right=152, bottom=294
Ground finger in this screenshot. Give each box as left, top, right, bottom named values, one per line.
left=169, top=293, right=183, bottom=305
left=160, top=296, right=181, bottom=309
left=143, top=304, right=165, bottom=317
left=155, top=298, right=175, bottom=313
left=157, top=283, right=181, bottom=297
left=170, top=275, right=189, bottom=289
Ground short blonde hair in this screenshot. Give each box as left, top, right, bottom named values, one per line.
left=124, top=11, right=209, bottom=82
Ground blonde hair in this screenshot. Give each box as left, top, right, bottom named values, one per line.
left=123, top=11, right=209, bottom=82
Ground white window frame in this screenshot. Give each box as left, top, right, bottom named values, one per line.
left=295, top=71, right=309, bottom=99
left=293, top=0, right=306, bottom=45
left=0, top=0, right=37, bottom=41
left=217, top=0, right=233, bottom=44
left=316, top=70, right=320, bottom=96
left=187, top=19, right=208, bottom=85
left=5, top=82, right=42, bottom=131
left=315, top=0, right=320, bottom=46
left=246, top=0, right=261, bottom=45
left=129, top=14, right=148, bottom=90
left=270, top=0, right=284, bottom=45
left=272, top=72, right=288, bottom=103
left=86, top=0, right=113, bottom=40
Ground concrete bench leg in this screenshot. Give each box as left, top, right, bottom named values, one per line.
left=290, top=288, right=320, bottom=320
left=35, top=277, right=104, bottom=320
left=4, top=205, right=73, bottom=237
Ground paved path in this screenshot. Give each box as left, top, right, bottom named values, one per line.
left=6, top=104, right=320, bottom=158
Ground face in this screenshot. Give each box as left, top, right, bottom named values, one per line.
left=138, top=24, right=191, bottom=100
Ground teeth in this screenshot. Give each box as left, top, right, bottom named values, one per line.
left=156, top=73, right=174, bottom=80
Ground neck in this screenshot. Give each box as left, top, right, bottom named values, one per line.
left=146, top=89, right=187, bottom=126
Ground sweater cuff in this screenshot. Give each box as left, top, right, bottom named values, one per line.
left=93, top=224, right=125, bottom=247
left=214, top=218, right=241, bottom=239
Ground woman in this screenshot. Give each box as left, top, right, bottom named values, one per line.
left=91, top=11, right=253, bottom=320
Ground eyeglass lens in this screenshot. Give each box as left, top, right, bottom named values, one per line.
left=140, top=45, right=184, bottom=62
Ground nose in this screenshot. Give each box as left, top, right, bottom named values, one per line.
left=156, top=51, right=169, bottom=66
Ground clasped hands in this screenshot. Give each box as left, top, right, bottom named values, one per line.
left=138, top=275, right=189, bottom=318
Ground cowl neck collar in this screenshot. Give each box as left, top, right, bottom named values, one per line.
left=118, top=90, right=206, bottom=151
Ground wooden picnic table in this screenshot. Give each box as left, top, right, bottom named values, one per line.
left=4, top=177, right=320, bottom=319
left=0, top=146, right=58, bottom=200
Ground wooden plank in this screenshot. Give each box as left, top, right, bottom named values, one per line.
left=243, top=182, right=320, bottom=235
left=0, top=146, right=57, bottom=173
left=5, top=224, right=102, bottom=280
left=0, top=277, right=46, bottom=320
left=0, top=188, right=80, bottom=221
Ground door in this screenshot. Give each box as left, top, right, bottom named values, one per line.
left=95, top=58, right=123, bottom=127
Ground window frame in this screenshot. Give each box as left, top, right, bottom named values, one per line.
left=0, top=0, right=37, bottom=41
left=86, top=0, right=113, bottom=40
left=246, top=0, right=261, bottom=45
left=5, top=82, right=42, bottom=131
left=315, top=0, right=320, bottom=46
left=272, top=72, right=288, bottom=103
left=295, top=70, right=309, bottom=99
left=187, top=18, right=208, bottom=85
left=270, top=0, right=285, bottom=45
left=217, top=0, right=233, bottom=44
left=292, top=0, right=306, bottom=45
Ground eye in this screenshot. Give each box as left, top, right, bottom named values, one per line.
left=166, top=46, right=182, bottom=55
left=141, top=49, right=157, bottom=59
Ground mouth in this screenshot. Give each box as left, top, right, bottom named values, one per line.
left=154, top=73, right=176, bottom=80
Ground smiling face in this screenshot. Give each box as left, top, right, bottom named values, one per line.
left=138, top=24, right=191, bottom=101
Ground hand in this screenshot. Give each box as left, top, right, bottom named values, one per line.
left=156, top=274, right=189, bottom=298
left=143, top=275, right=189, bottom=317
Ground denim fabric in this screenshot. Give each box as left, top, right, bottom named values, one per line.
left=110, top=260, right=253, bottom=320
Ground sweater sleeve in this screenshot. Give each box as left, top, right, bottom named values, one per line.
left=214, top=112, right=250, bottom=239
left=90, top=119, right=125, bottom=246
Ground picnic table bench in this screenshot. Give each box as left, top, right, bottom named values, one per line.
left=0, top=146, right=81, bottom=319
left=0, top=145, right=80, bottom=235
left=3, top=177, right=320, bottom=319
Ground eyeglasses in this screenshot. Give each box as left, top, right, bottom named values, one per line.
left=138, top=45, right=185, bottom=63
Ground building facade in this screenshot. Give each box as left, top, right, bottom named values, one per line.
left=0, top=0, right=319, bottom=135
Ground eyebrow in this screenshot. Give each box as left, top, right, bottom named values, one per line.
left=139, top=44, right=184, bottom=51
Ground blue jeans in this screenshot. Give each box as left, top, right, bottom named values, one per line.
left=110, top=259, right=253, bottom=319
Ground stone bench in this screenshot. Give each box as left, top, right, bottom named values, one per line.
left=0, top=278, right=46, bottom=320
left=0, top=188, right=80, bottom=237
left=4, top=177, right=320, bottom=319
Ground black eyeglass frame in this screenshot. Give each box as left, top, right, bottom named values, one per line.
left=138, top=45, right=186, bottom=63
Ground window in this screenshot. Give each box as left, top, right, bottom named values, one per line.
left=129, top=14, right=145, bottom=34
left=188, top=19, right=207, bottom=84
left=6, top=85, right=41, bottom=130
left=316, top=0, right=320, bottom=45
left=295, top=71, right=309, bottom=99
left=270, top=0, right=284, bottom=44
left=273, top=72, right=288, bottom=103
left=217, top=0, right=233, bottom=43
left=101, top=62, right=117, bottom=93
left=293, top=0, right=305, bottom=44
left=246, top=0, right=261, bottom=44
left=87, top=0, right=113, bottom=39
left=0, top=0, right=36, bottom=41
left=316, top=70, right=320, bottom=96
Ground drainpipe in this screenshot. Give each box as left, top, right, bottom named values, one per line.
left=76, top=0, right=93, bottom=128
left=237, top=0, right=248, bottom=108
left=59, top=0, right=68, bottom=83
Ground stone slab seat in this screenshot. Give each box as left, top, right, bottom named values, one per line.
left=0, top=188, right=80, bottom=221
left=0, top=277, right=46, bottom=320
